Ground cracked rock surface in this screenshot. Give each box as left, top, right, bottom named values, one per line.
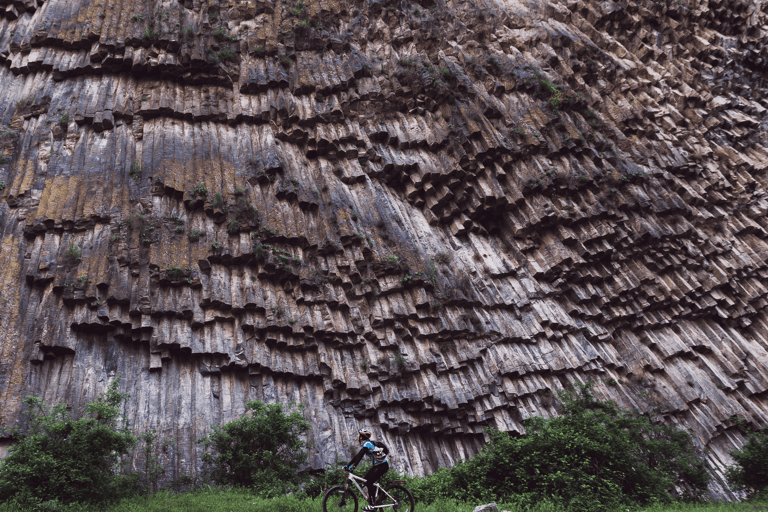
left=1, top=0, right=768, bottom=497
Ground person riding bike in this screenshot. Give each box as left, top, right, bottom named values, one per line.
left=343, top=428, right=389, bottom=512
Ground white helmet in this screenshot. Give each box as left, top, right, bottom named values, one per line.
left=357, top=428, right=372, bottom=443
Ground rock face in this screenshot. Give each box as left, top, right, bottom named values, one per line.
left=1, top=0, right=768, bottom=498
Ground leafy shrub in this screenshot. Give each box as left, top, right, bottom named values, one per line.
left=192, top=183, right=207, bottom=197
left=399, top=383, right=709, bottom=511
left=65, top=241, right=82, bottom=261
left=198, top=400, right=311, bottom=495
left=180, top=26, right=195, bottom=41
left=210, top=48, right=238, bottom=63
left=165, top=267, right=184, bottom=280
left=211, top=192, right=224, bottom=209
left=137, top=429, right=165, bottom=495
left=726, top=424, right=768, bottom=497
left=129, top=160, right=141, bottom=180
left=392, top=353, right=407, bottom=369
left=0, top=378, right=138, bottom=505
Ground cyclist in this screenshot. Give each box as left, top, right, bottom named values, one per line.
left=343, top=428, right=389, bottom=511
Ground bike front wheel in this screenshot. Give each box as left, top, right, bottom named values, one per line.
left=323, top=485, right=359, bottom=512
left=383, top=484, right=415, bottom=512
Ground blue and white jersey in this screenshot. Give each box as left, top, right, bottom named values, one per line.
left=362, top=440, right=388, bottom=466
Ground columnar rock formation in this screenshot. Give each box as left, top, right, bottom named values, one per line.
left=1, top=0, right=767, bottom=498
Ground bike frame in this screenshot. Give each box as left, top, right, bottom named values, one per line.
left=343, top=470, right=399, bottom=510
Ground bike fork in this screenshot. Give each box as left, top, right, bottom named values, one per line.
left=340, top=483, right=349, bottom=507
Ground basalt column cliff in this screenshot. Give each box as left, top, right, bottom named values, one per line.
left=1, top=0, right=767, bottom=496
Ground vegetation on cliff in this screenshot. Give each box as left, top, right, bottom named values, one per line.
left=0, top=382, right=732, bottom=511
left=0, top=379, right=138, bottom=505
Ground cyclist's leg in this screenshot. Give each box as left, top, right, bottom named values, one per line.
left=363, top=461, right=389, bottom=503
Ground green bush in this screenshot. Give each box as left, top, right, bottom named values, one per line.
left=198, top=400, right=311, bottom=495
left=302, top=460, right=347, bottom=498
left=65, top=241, right=83, bottom=261
left=0, top=378, right=138, bottom=506
left=211, top=192, right=224, bottom=209
left=400, top=383, right=709, bottom=511
left=726, top=425, right=768, bottom=497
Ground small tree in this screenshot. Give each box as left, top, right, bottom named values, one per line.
left=0, top=378, right=137, bottom=505
left=138, top=429, right=166, bottom=495
left=726, top=425, right=768, bottom=497
left=198, top=400, right=311, bottom=494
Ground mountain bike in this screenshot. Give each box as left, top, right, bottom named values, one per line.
left=323, top=468, right=415, bottom=512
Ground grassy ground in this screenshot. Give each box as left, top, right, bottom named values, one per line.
left=0, top=489, right=766, bottom=512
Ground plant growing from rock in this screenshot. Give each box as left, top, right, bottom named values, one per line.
left=164, top=267, right=184, bottom=281
left=392, top=353, right=407, bottom=369
left=129, top=161, right=141, bottom=180
left=209, top=48, right=238, bottom=63
left=541, top=78, right=563, bottom=114
left=180, top=26, right=195, bottom=41
left=65, top=241, right=82, bottom=262
left=211, top=192, right=224, bottom=210
left=188, top=229, right=202, bottom=242
left=0, top=127, right=17, bottom=140
left=190, top=182, right=207, bottom=199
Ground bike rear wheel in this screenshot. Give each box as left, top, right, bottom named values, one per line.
left=383, top=484, right=415, bottom=512
left=323, top=485, right=359, bottom=512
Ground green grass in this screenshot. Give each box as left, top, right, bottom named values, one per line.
left=0, top=489, right=763, bottom=512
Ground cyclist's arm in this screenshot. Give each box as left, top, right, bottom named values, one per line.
left=346, top=446, right=369, bottom=470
